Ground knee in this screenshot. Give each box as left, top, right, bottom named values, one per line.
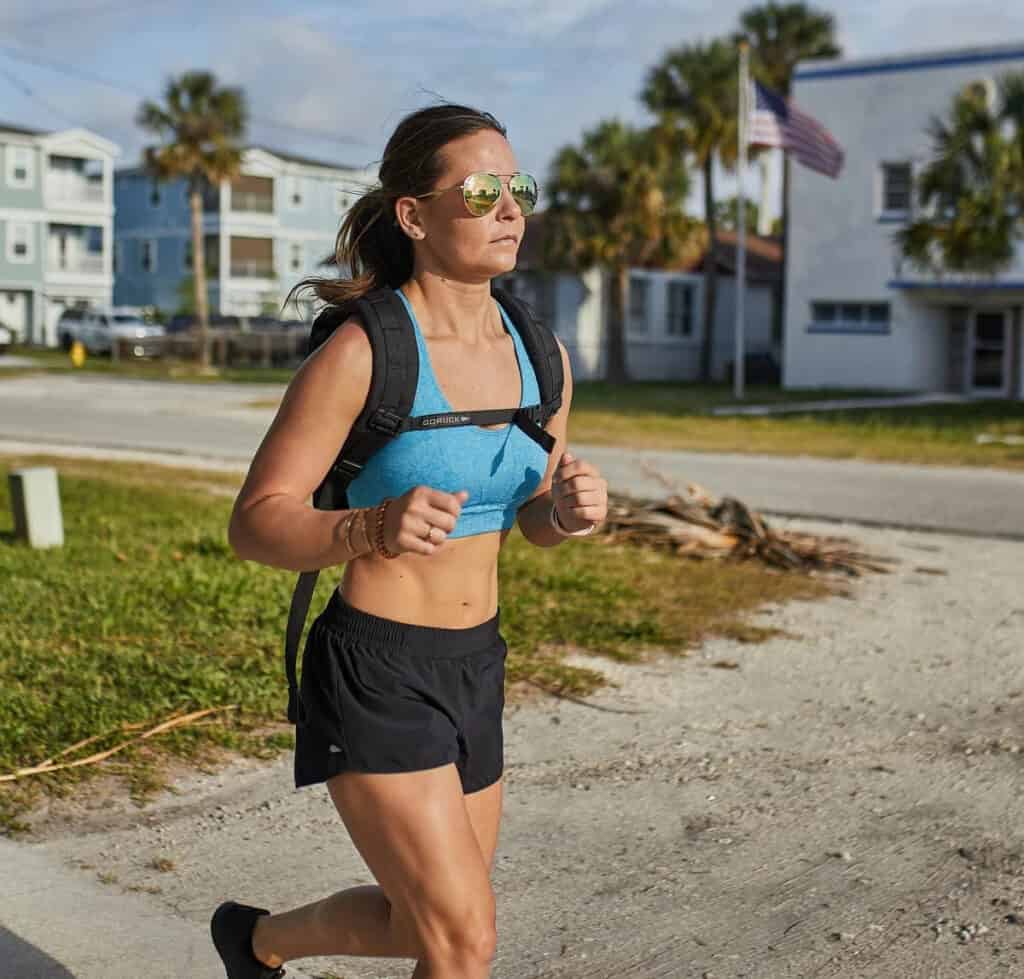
left=419, top=903, right=498, bottom=969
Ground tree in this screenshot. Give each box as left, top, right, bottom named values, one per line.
left=136, top=70, right=247, bottom=369
left=544, top=120, right=696, bottom=382
left=642, top=39, right=738, bottom=382
left=735, top=3, right=841, bottom=332
left=715, top=195, right=761, bottom=231
left=898, top=75, right=1024, bottom=276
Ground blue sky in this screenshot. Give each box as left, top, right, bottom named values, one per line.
left=3, top=0, right=1024, bottom=222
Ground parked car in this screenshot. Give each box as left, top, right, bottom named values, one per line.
left=67, top=307, right=166, bottom=358
left=0, top=321, right=13, bottom=355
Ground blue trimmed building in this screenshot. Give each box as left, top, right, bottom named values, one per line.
left=785, top=41, right=1024, bottom=399
left=113, top=146, right=376, bottom=321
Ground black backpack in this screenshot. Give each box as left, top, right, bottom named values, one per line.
left=284, top=283, right=564, bottom=723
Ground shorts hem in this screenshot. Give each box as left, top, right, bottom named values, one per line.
left=294, top=749, right=460, bottom=790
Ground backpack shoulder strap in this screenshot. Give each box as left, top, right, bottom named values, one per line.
left=491, top=284, right=563, bottom=429
left=285, top=287, right=419, bottom=724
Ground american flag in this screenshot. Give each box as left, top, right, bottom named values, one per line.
left=748, top=79, right=844, bottom=179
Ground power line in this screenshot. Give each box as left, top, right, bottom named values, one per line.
left=0, top=40, right=373, bottom=151
left=0, top=62, right=79, bottom=129
left=1, top=0, right=162, bottom=34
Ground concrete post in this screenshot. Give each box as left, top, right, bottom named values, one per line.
left=8, top=467, right=64, bottom=549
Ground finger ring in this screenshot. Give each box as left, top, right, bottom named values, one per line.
left=423, top=523, right=433, bottom=541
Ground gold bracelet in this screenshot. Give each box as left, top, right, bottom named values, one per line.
left=343, top=510, right=359, bottom=554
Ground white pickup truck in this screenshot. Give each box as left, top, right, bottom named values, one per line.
left=59, top=307, right=166, bottom=358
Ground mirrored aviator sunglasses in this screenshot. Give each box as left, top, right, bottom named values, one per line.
left=462, top=171, right=538, bottom=217
left=420, top=171, right=538, bottom=217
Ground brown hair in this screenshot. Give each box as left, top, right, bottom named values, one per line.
left=284, top=103, right=507, bottom=309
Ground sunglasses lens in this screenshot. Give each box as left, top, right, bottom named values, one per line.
left=508, top=173, right=538, bottom=215
left=463, top=172, right=503, bottom=216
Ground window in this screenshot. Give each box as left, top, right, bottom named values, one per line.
left=6, top=222, right=33, bottom=263
left=666, top=281, right=694, bottom=336
left=880, top=163, right=912, bottom=217
left=809, top=301, right=891, bottom=334
left=114, top=241, right=123, bottom=275
left=6, top=146, right=34, bottom=188
left=628, top=276, right=649, bottom=332
left=141, top=239, right=157, bottom=273
left=287, top=175, right=303, bottom=208
left=289, top=242, right=303, bottom=273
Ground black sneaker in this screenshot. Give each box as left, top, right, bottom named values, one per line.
left=210, top=900, right=286, bottom=979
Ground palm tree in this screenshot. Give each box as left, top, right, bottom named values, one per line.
left=735, top=3, right=841, bottom=331
left=137, top=71, right=247, bottom=369
left=544, top=120, right=696, bottom=382
left=898, top=75, right=1024, bottom=276
left=642, top=40, right=738, bottom=382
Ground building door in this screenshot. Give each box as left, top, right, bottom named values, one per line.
left=969, top=309, right=1010, bottom=397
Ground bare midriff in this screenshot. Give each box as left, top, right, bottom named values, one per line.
left=338, top=526, right=514, bottom=629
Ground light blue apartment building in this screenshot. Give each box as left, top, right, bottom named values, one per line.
left=0, top=121, right=119, bottom=346
left=114, top=146, right=376, bottom=320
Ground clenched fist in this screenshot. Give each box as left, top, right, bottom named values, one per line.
left=551, top=451, right=607, bottom=533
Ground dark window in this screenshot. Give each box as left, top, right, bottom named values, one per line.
left=882, top=163, right=912, bottom=213
left=811, top=301, right=891, bottom=332
left=629, top=277, right=649, bottom=332
left=666, top=281, right=693, bottom=335
left=811, top=302, right=836, bottom=323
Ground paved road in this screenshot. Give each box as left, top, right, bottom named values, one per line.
left=1, top=374, right=1022, bottom=538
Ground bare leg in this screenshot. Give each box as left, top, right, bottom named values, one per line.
left=251, top=766, right=503, bottom=976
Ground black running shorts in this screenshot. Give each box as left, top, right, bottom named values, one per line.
left=293, top=588, right=508, bottom=795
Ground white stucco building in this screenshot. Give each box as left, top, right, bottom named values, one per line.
left=785, top=41, right=1024, bottom=399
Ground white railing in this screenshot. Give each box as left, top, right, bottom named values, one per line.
left=230, top=260, right=276, bottom=279
left=50, top=254, right=105, bottom=275
left=47, top=179, right=105, bottom=204
left=230, top=192, right=274, bottom=213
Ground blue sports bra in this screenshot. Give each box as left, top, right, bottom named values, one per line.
left=344, top=289, right=550, bottom=538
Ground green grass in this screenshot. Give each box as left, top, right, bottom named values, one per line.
left=564, top=382, right=1024, bottom=469
left=0, top=454, right=827, bottom=836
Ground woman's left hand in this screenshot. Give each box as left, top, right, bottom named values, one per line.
left=552, top=451, right=608, bottom=532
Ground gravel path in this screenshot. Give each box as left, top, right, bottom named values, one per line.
left=15, top=516, right=1023, bottom=979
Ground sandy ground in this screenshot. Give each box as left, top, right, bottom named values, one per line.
left=15, top=516, right=1024, bottom=979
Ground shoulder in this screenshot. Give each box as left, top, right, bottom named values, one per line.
left=290, top=314, right=373, bottom=414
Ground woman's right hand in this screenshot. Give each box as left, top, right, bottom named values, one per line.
left=379, top=486, right=469, bottom=556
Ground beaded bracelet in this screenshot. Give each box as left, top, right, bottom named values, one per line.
left=374, top=498, right=400, bottom=559
left=550, top=502, right=597, bottom=537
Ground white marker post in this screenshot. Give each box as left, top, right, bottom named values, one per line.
left=8, top=466, right=64, bottom=549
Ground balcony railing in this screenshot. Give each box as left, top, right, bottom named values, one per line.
left=51, top=254, right=105, bottom=275
left=230, top=192, right=274, bottom=214
left=47, top=180, right=105, bottom=204
left=230, top=260, right=276, bottom=279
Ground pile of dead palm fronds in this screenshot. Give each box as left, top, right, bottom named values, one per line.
left=593, top=476, right=896, bottom=577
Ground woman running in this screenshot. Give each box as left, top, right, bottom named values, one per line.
left=210, top=103, right=608, bottom=979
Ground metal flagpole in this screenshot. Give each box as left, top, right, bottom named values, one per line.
left=734, top=41, right=749, bottom=400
